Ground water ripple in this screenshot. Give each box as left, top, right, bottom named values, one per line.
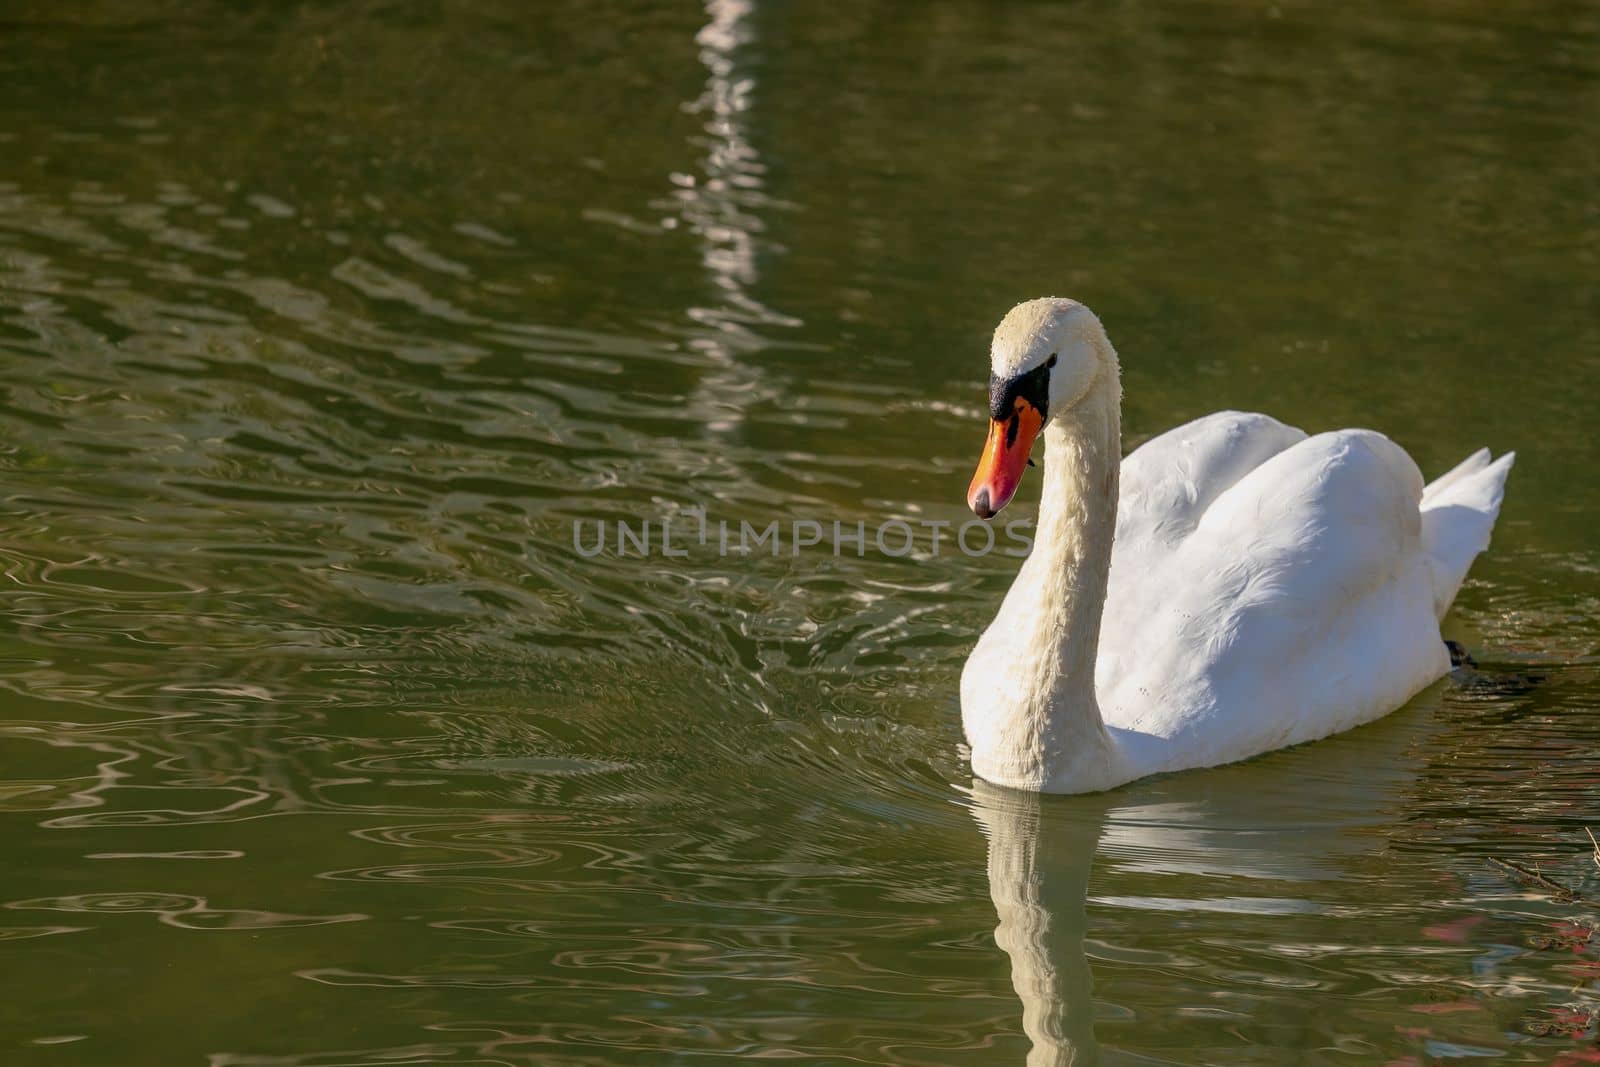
left=1, top=0, right=1598, bottom=1062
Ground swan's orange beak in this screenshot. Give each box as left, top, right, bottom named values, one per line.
left=967, top=397, right=1042, bottom=519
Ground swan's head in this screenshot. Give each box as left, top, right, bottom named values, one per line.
left=967, top=298, right=1114, bottom=518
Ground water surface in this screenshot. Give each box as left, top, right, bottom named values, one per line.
left=2, top=1, right=1599, bottom=1062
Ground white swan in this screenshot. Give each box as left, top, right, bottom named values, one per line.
left=961, top=298, right=1513, bottom=794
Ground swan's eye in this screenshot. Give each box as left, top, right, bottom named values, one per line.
left=1046, top=354, right=1058, bottom=368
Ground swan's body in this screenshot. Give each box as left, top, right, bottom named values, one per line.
left=961, top=299, right=1513, bottom=794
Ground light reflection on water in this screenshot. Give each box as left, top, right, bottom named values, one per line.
left=1, top=0, right=1599, bottom=1062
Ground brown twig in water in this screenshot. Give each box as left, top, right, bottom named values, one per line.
left=1487, top=856, right=1588, bottom=903
left=1587, top=828, right=1600, bottom=873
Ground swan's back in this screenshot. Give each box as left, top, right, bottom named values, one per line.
left=1098, top=412, right=1512, bottom=776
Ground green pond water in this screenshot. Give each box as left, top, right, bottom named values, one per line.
left=3, top=1, right=1599, bottom=1063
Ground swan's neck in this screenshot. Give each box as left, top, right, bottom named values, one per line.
left=966, top=367, right=1122, bottom=792
left=1038, top=383, right=1121, bottom=694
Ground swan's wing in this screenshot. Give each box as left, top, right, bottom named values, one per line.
left=1100, top=427, right=1448, bottom=770
left=1115, top=411, right=1307, bottom=553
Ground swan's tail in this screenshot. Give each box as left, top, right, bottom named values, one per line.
left=1420, top=448, right=1515, bottom=619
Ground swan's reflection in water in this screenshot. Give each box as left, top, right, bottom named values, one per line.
left=971, top=709, right=1426, bottom=1065
left=973, top=781, right=1101, bottom=1065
